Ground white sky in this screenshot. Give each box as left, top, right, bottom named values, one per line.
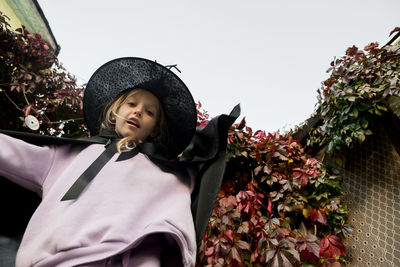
left=38, top=0, right=399, bottom=133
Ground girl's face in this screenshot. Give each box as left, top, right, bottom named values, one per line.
left=114, top=89, right=161, bottom=141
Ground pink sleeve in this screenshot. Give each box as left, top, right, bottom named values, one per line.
left=0, top=133, right=56, bottom=195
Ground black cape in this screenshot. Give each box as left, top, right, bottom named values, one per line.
left=0, top=105, right=239, bottom=259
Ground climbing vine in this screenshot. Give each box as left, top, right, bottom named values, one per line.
left=0, top=11, right=85, bottom=137
left=308, top=28, right=400, bottom=153
left=196, top=117, right=351, bottom=266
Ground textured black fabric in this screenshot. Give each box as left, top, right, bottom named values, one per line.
left=0, top=129, right=103, bottom=146
left=182, top=104, right=240, bottom=248
left=83, top=57, right=197, bottom=159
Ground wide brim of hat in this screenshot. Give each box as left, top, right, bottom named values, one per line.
left=83, top=57, right=197, bottom=158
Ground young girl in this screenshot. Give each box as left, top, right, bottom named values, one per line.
left=0, top=57, right=239, bottom=267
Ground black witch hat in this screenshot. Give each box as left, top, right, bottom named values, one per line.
left=84, top=57, right=197, bottom=159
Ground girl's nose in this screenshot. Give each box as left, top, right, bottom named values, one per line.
left=133, top=106, right=143, bottom=117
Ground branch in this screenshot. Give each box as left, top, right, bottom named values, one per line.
left=22, top=88, right=30, bottom=106
left=1, top=89, right=24, bottom=112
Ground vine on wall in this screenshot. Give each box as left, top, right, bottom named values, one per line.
left=196, top=116, right=351, bottom=267
left=308, top=28, right=400, bottom=153
left=0, top=12, right=85, bottom=137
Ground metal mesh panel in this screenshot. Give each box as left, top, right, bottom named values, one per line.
left=326, top=125, right=400, bottom=266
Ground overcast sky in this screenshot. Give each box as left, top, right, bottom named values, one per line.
left=38, top=0, right=399, bottom=133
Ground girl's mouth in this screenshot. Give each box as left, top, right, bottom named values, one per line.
left=127, top=119, right=140, bottom=128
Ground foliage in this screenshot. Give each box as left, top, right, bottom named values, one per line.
left=307, top=27, right=400, bottom=153
left=0, top=12, right=85, bottom=137
left=196, top=117, right=350, bottom=267
left=196, top=101, right=210, bottom=127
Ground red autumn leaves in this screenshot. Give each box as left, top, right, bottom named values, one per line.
left=0, top=13, right=84, bottom=136
left=197, top=116, right=349, bottom=266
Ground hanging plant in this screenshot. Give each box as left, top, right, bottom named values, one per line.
left=307, top=27, right=400, bottom=153
left=0, top=11, right=85, bottom=137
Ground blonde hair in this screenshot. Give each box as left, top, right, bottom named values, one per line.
left=101, top=89, right=167, bottom=153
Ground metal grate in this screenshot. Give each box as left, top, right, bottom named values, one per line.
left=327, top=125, right=400, bottom=266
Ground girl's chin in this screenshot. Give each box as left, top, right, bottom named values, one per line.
left=117, top=130, right=137, bottom=139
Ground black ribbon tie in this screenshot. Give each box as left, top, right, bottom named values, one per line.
left=61, top=139, right=119, bottom=201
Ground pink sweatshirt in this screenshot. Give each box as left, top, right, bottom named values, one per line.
left=0, top=133, right=196, bottom=266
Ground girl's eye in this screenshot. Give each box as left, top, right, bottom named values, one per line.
left=128, top=102, right=136, bottom=107
left=147, top=110, right=154, bottom=116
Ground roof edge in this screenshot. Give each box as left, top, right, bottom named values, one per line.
left=385, top=31, right=400, bottom=46
left=32, top=0, right=60, bottom=55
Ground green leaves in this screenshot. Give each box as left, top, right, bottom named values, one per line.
left=310, top=28, right=400, bottom=153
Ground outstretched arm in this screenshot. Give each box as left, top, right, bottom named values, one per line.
left=0, top=133, right=56, bottom=195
